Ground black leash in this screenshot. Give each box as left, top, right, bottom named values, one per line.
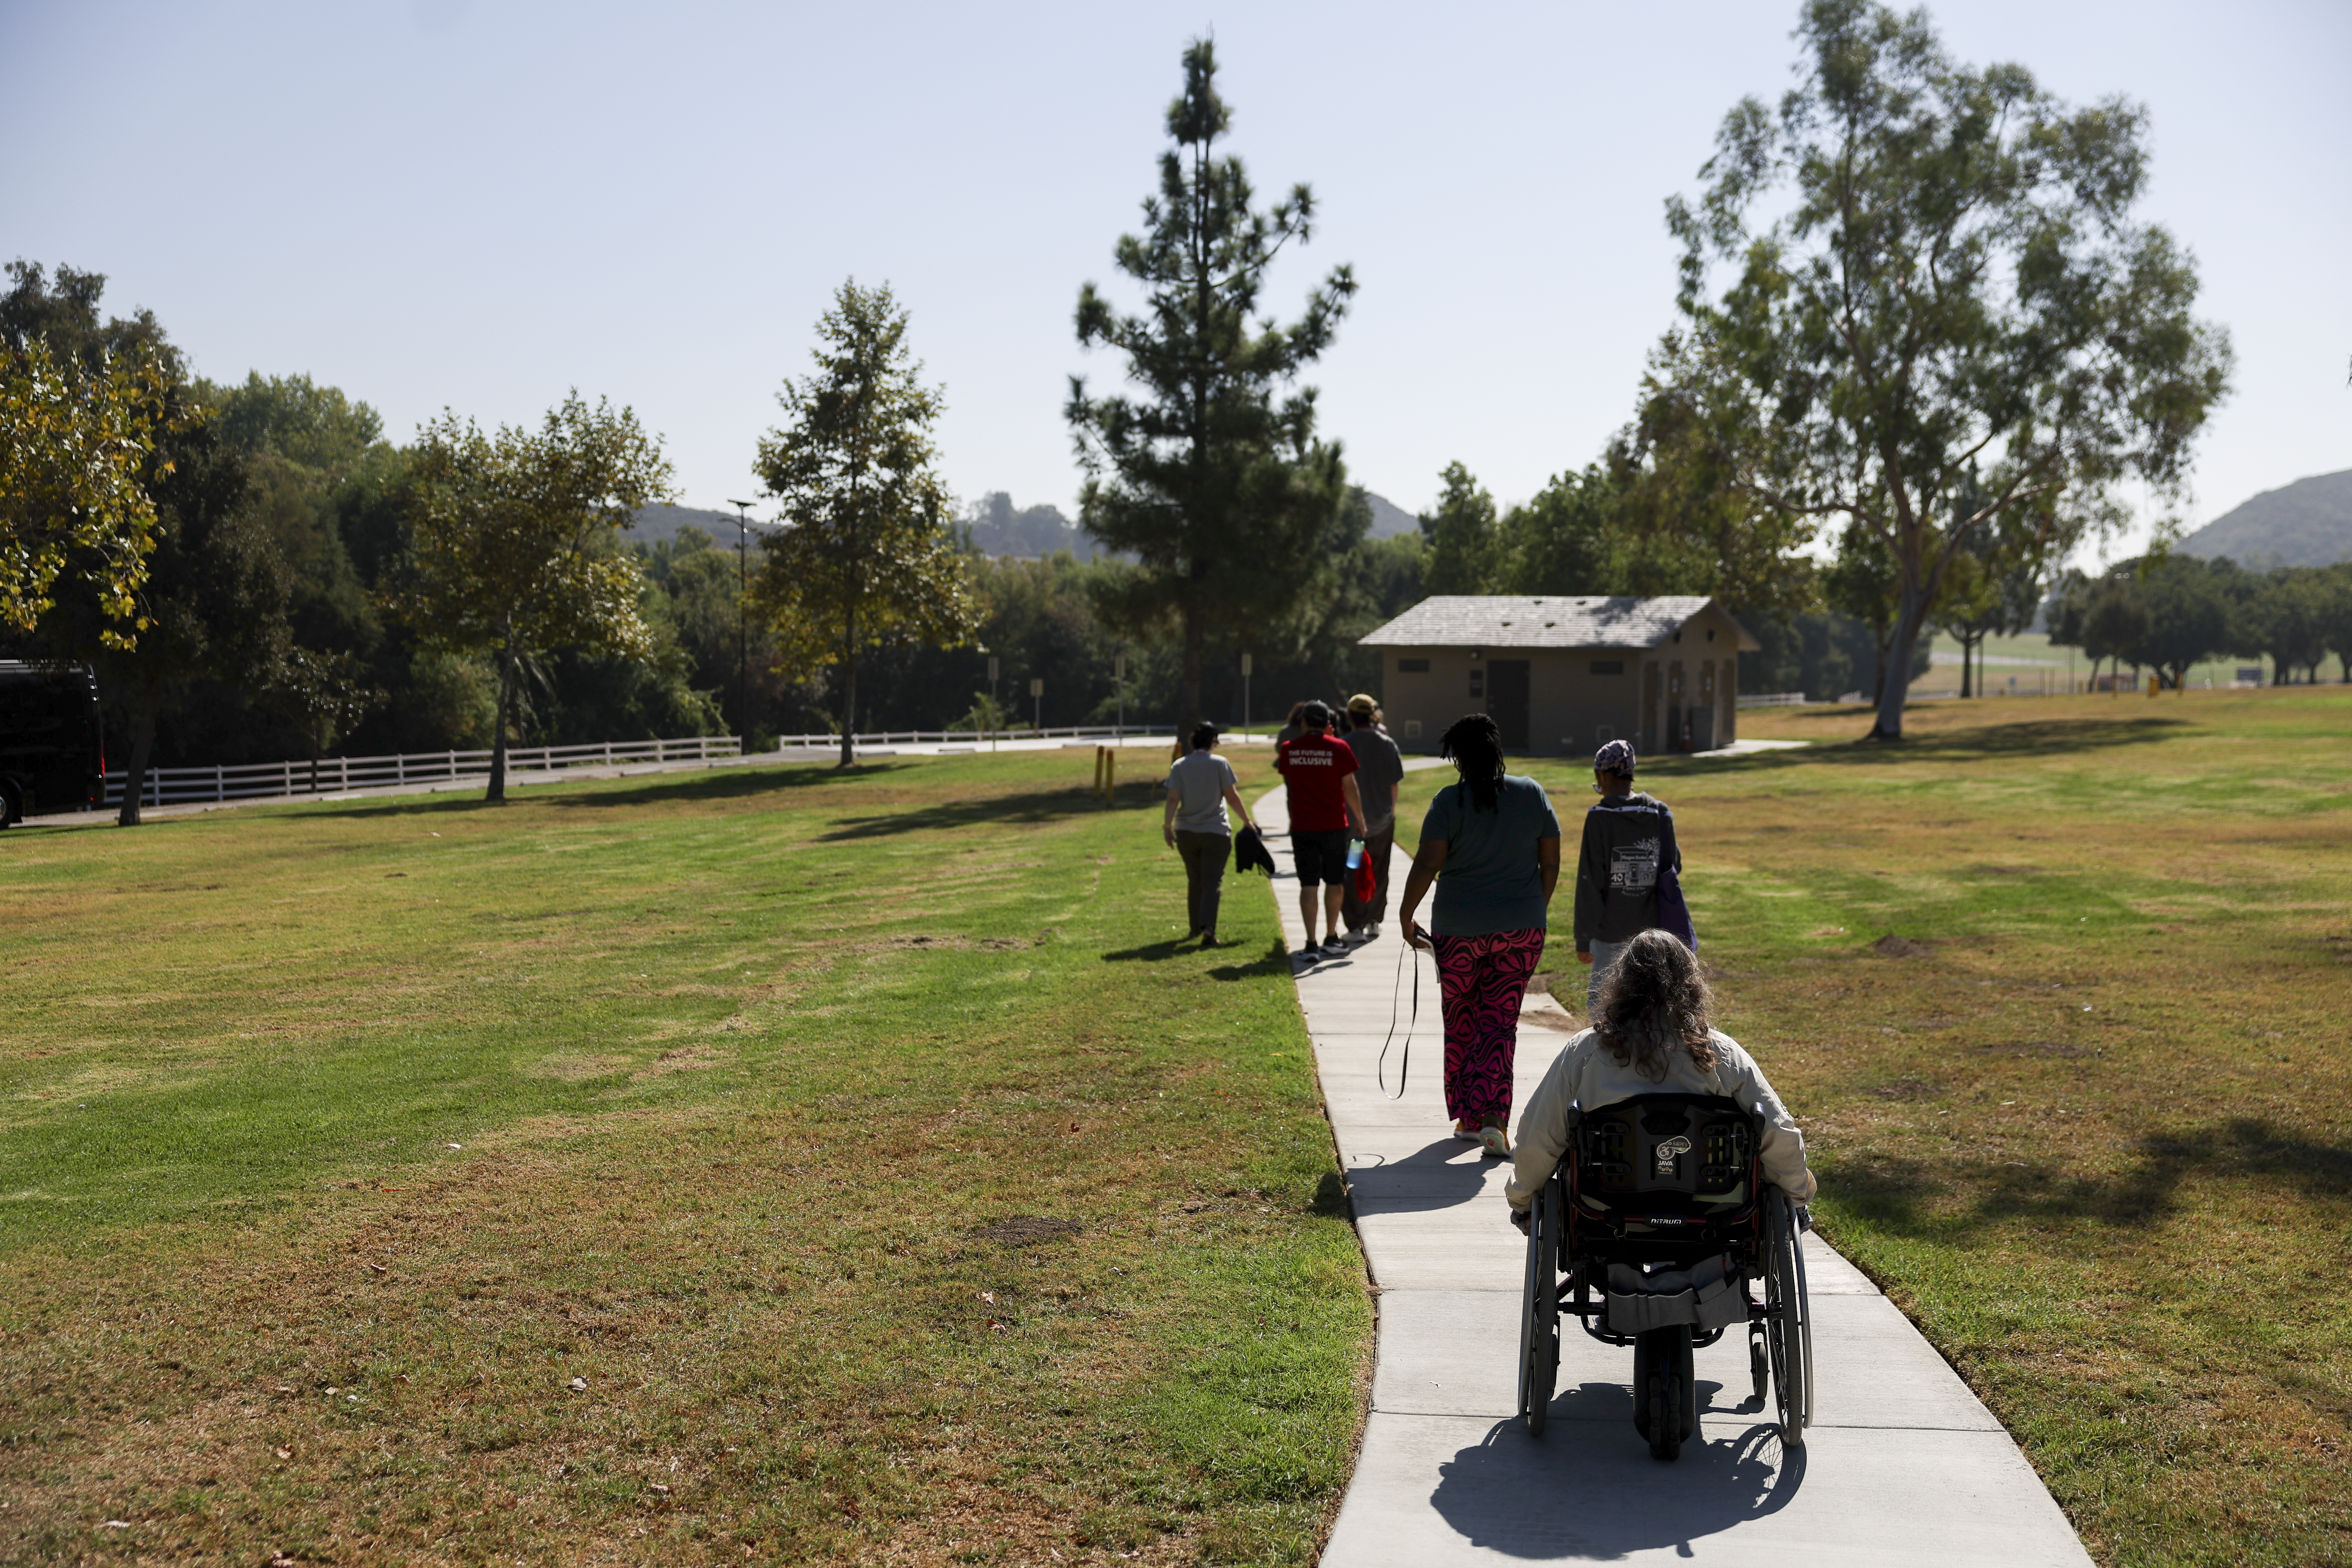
left=1377, top=930, right=1428, bottom=1101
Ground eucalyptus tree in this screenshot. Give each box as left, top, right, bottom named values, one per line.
left=394, top=394, right=673, bottom=802
left=1654, top=0, right=2231, bottom=738
left=753, top=279, right=975, bottom=768
left=1066, top=38, right=1358, bottom=735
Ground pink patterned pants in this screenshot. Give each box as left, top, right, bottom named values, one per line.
left=1433, top=927, right=1547, bottom=1127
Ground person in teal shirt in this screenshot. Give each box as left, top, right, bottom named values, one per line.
left=1397, top=713, right=1562, bottom=1158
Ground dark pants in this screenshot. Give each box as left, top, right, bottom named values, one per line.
left=1343, top=823, right=1396, bottom=931
left=1175, top=830, right=1229, bottom=936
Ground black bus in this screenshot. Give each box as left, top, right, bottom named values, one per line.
left=0, top=661, right=104, bottom=825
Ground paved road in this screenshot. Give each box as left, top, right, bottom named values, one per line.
left=1250, top=780, right=2092, bottom=1567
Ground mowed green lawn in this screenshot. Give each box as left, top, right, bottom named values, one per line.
left=0, top=751, right=1368, bottom=1566
left=1391, top=688, right=2348, bottom=1568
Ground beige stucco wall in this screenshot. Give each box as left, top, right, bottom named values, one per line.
left=1374, top=605, right=1746, bottom=760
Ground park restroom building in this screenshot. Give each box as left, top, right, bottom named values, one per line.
left=1359, top=595, right=1761, bottom=758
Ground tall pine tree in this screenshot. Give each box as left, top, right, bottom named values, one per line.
left=1066, top=40, right=1357, bottom=736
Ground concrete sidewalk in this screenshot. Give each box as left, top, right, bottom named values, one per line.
left=1252, top=784, right=2090, bottom=1567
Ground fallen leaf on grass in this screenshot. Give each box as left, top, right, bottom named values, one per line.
left=366, top=1263, right=387, bottom=1274
left=980, top=1291, right=995, bottom=1305
left=988, top=1321, right=1008, bottom=1333
left=273, top=1385, right=295, bottom=1396
left=274, top=1447, right=291, bottom=1460
left=102, top=1519, right=130, bottom=1530
left=649, top=1483, right=671, bottom=1495
left=569, top=1376, right=588, bottom=1392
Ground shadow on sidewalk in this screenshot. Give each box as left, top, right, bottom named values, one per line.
left=1428, top=1415, right=1803, bottom=1557
left=1343, top=1136, right=1492, bottom=1213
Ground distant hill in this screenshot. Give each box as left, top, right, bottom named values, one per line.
left=2177, top=470, right=2352, bottom=568
left=1365, top=491, right=1418, bottom=539
left=632, top=504, right=754, bottom=549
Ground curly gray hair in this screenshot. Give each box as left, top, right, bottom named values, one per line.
left=1592, top=929, right=1718, bottom=1082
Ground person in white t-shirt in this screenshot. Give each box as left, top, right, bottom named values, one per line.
left=1163, top=724, right=1258, bottom=948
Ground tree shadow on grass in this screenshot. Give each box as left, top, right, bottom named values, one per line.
left=285, top=762, right=919, bottom=819
left=1831, top=1116, right=2352, bottom=1240
left=1654, top=714, right=2194, bottom=780
left=813, top=786, right=1106, bottom=841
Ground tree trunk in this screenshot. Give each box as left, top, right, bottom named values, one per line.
left=837, top=597, right=860, bottom=769
left=1959, top=633, right=1975, bottom=698
left=1871, top=588, right=1929, bottom=740
left=1177, top=606, right=1205, bottom=745
left=488, top=646, right=514, bottom=802
left=116, top=695, right=158, bottom=827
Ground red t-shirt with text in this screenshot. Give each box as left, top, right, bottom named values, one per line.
left=1276, top=734, right=1359, bottom=833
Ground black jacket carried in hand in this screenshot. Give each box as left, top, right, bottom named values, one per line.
left=1234, top=825, right=1278, bottom=878
left=1572, top=793, right=1681, bottom=952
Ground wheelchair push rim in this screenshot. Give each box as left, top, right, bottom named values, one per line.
left=1763, top=1186, right=1812, bottom=1445
left=1517, top=1180, right=1562, bottom=1436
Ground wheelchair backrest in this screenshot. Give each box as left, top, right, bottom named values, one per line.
left=1573, top=1093, right=1756, bottom=1212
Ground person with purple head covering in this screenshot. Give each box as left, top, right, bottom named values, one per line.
left=1572, top=739, right=1682, bottom=1015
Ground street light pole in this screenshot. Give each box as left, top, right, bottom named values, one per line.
left=728, top=499, right=757, bottom=755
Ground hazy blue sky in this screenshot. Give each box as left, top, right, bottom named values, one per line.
left=5, top=0, right=2346, bottom=562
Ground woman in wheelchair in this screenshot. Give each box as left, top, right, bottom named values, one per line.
left=1505, top=927, right=1818, bottom=1458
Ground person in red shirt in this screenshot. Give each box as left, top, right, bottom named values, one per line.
left=1274, top=700, right=1366, bottom=958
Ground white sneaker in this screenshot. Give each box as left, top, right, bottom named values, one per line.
left=1361, top=923, right=1381, bottom=944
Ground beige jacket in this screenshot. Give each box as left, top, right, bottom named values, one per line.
left=1505, top=1027, right=1816, bottom=1213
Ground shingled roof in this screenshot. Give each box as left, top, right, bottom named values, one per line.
left=1358, top=595, right=1759, bottom=651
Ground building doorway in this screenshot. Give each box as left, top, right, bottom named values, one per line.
left=1488, top=659, right=1530, bottom=753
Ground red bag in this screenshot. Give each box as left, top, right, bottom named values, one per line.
left=1353, top=846, right=1377, bottom=903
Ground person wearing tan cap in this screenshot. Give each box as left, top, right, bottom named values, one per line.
left=1339, top=693, right=1405, bottom=943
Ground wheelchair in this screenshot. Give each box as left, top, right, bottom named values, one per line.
left=1516, top=1093, right=1812, bottom=1461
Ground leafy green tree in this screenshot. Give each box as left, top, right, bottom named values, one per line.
left=2316, top=564, right=2352, bottom=683
left=264, top=646, right=382, bottom=791
left=4, top=263, right=294, bottom=822
left=1, top=262, right=179, bottom=649
left=1655, top=0, right=2231, bottom=739
left=1065, top=39, right=1359, bottom=736
left=2123, top=555, right=2231, bottom=690
left=393, top=393, right=674, bottom=801
left=753, top=279, right=977, bottom=766
left=0, top=338, right=168, bottom=646
left=2240, top=568, right=2329, bottom=684
left=1419, top=462, right=1502, bottom=594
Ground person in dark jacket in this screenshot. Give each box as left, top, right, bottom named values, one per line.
left=1571, top=739, right=1680, bottom=1016
left=1339, top=693, right=1405, bottom=943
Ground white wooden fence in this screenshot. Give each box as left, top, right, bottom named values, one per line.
left=104, top=735, right=739, bottom=808
left=103, top=726, right=1185, bottom=807
left=772, top=725, right=1175, bottom=748
left=1736, top=692, right=1812, bottom=708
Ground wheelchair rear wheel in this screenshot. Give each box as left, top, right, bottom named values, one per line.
left=1763, top=1187, right=1813, bottom=1446
left=1517, top=1182, right=1563, bottom=1436
left=1633, top=1326, right=1695, bottom=1461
